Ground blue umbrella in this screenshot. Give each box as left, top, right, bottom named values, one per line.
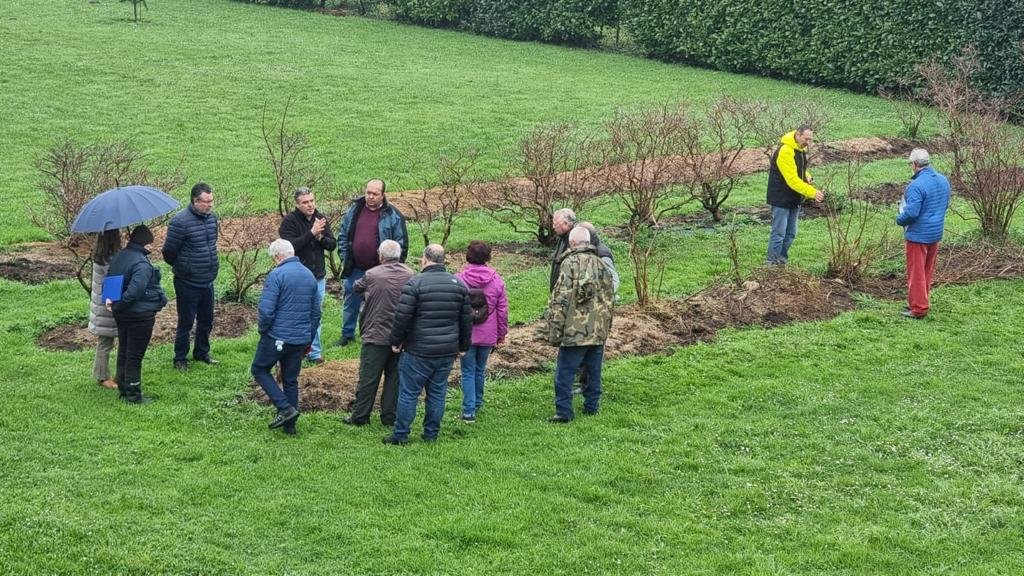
left=71, top=185, right=180, bottom=233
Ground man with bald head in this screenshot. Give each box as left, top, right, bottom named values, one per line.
left=383, top=244, right=472, bottom=445
left=336, top=179, right=408, bottom=347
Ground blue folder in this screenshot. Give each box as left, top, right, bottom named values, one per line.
left=102, top=275, right=124, bottom=303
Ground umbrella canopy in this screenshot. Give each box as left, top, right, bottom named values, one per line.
left=71, top=185, right=181, bottom=233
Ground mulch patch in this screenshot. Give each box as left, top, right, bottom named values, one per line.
left=37, top=301, right=257, bottom=352
left=0, top=257, right=80, bottom=285
left=853, top=182, right=904, bottom=205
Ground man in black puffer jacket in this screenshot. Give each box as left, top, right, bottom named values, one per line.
left=163, top=182, right=220, bottom=372
left=107, top=225, right=168, bottom=404
left=383, top=244, right=472, bottom=445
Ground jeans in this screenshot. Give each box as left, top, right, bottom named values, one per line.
left=460, top=345, right=492, bottom=416
left=173, top=278, right=215, bottom=362
left=251, top=334, right=305, bottom=412
left=114, top=314, right=156, bottom=389
left=393, top=352, right=455, bottom=441
left=554, top=345, right=604, bottom=419
left=308, top=277, right=327, bottom=359
left=341, top=267, right=366, bottom=340
left=349, top=343, right=401, bottom=425
left=906, top=240, right=940, bottom=317
left=93, top=335, right=115, bottom=381
left=767, top=205, right=801, bottom=264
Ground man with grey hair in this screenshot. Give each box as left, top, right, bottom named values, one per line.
left=896, top=148, right=950, bottom=319
left=343, top=239, right=414, bottom=426
left=251, top=238, right=321, bottom=435
left=538, top=226, right=614, bottom=423
left=279, top=187, right=336, bottom=365
left=549, top=207, right=577, bottom=292
left=383, top=244, right=472, bottom=444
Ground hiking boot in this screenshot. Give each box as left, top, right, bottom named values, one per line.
left=173, top=360, right=188, bottom=372
left=459, top=414, right=476, bottom=424
left=269, top=406, right=300, bottom=429
left=382, top=435, right=408, bottom=446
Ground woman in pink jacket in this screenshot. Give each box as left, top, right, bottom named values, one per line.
left=455, top=241, right=509, bottom=423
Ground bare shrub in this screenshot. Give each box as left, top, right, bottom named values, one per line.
left=477, top=123, right=603, bottom=246
left=406, top=148, right=480, bottom=248
left=722, top=217, right=744, bottom=288
left=262, top=98, right=330, bottom=217
left=952, top=114, right=1024, bottom=239
left=878, top=83, right=928, bottom=141
left=679, top=97, right=760, bottom=222
left=821, top=163, right=895, bottom=283
left=749, top=99, right=832, bottom=163
left=625, top=224, right=666, bottom=308
left=603, top=103, right=690, bottom=226
left=222, top=199, right=277, bottom=304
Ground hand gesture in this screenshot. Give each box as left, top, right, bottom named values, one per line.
left=311, top=217, right=326, bottom=238
left=814, top=189, right=825, bottom=203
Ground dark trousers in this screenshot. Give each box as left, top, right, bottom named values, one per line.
left=554, top=345, right=604, bottom=419
left=114, top=314, right=156, bottom=391
left=173, top=277, right=214, bottom=362
left=251, top=334, right=305, bottom=412
left=349, top=343, right=400, bottom=425
left=393, top=352, right=455, bottom=441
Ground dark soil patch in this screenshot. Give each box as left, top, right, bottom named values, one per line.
left=0, top=257, right=80, bottom=284
left=37, top=301, right=257, bottom=352
left=853, top=182, right=904, bottom=205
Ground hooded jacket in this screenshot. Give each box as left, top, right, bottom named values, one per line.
left=767, top=131, right=817, bottom=208
left=456, top=264, right=509, bottom=347
left=896, top=166, right=950, bottom=244
left=107, top=243, right=168, bottom=320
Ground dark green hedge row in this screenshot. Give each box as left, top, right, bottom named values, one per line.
left=619, top=0, right=1024, bottom=98
left=390, top=0, right=618, bottom=46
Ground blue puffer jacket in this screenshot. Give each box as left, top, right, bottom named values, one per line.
left=258, top=257, right=321, bottom=345
left=896, top=166, right=951, bottom=244
left=162, top=204, right=219, bottom=286
left=107, top=243, right=168, bottom=319
left=337, top=197, right=408, bottom=277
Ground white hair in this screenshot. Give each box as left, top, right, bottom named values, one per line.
left=378, top=239, right=401, bottom=261
left=568, top=226, right=591, bottom=246
left=268, top=238, right=295, bottom=259
left=909, top=148, right=930, bottom=167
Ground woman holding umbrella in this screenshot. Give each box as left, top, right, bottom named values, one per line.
left=106, top=225, right=167, bottom=404
left=88, top=229, right=122, bottom=390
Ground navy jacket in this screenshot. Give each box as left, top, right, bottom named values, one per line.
left=107, top=243, right=168, bottom=319
left=258, top=256, right=321, bottom=345
left=337, top=197, right=408, bottom=277
left=162, top=204, right=219, bottom=286
left=390, top=264, right=472, bottom=357
left=897, top=166, right=950, bottom=244
left=279, top=208, right=337, bottom=280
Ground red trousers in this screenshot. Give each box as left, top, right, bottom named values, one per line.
left=906, top=240, right=939, bottom=317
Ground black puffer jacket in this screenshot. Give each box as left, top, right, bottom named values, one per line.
left=107, top=243, right=168, bottom=320
left=162, top=204, right=219, bottom=286
left=390, top=265, right=472, bottom=357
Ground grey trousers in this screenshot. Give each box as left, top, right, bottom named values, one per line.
left=93, top=335, right=115, bottom=381
left=349, top=343, right=400, bottom=425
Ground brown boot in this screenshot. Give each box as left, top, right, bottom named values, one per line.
left=99, top=379, right=119, bottom=390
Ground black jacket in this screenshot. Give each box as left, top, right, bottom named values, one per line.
left=107, top=243, right=168, bottom=319
left=279, top=208, right=337, bottom=280
left=390, top=264, right=472, bottom=357
left=162, top=204, right=219, bottom=286
left=548, top=232, right=569, bottom=293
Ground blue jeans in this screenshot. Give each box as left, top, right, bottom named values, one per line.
left=341, top=267, right=366, bottom=340
left=554, top=345, right=604, bottom=419
left=460, top=345, right=493, bottom=416
left=251, top=334, right=304, bottom=412
left=393, top=352, right=455, bottom=441
left=173, top=277, right=215, bottom=362
left=767, top=205, right=801, bottom=264
left=308, top=277, right=326, bottom=359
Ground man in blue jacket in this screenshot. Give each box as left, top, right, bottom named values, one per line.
left=251, top=239, right=322, bottom=435
left=335, top=179, right=408, bottom=347
left=896, top=148, right=950, bottom=319
left=163, top=182, right=220, bottom=372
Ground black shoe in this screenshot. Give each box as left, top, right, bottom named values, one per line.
left=582, top=408, right=598, bottom=416
left=282, top=424, right=297, bottom=436
left=459, top=413, right=476, bottom=424
left=421, top=435, right=438, bottom=443
left=342, top=416, right=368, bottom=427
left=336, top=336, right=353, bottom=347
left=121, top=394, right=154, bottom=404
left=269, top=406, right=300, bottom=429
left=173, top=360, right=188, bottom=372
left=306, top=357, right=325, bottom=366
left=120, top=383, right=153, bottom=404
left=548, top=415, right=572, bottom=424
left=194, top=356, right=219, bottom=365
left=382, top=435, right=408, bottom=445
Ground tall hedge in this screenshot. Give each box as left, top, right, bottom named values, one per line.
left=620, top=0, right=1024, bottom=99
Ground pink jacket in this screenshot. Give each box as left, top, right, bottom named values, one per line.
left=456, top=264, right=509, bottom=347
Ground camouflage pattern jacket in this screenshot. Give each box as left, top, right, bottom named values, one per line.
left=537, top=245, right=614, bottom=347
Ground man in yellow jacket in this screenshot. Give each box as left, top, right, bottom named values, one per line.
left=766, top=125, right=825, bottom=265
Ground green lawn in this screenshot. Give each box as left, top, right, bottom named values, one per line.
left=3, top=1, right=1024, bottom=574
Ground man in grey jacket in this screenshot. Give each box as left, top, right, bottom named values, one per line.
left=343, top=240, right=414, bottom=427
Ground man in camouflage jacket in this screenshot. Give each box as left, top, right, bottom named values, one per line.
left=537, top=226, right=614, bottom=422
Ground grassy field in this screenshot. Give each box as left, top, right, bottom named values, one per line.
left=0, top=0, right=915, bottom=244
left=3, top=1, right=1024, bottom=574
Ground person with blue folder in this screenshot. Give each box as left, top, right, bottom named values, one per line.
left=105, top=225, right=168, bottom=404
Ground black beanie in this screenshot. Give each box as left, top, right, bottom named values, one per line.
left=130, top=225, right=154, bottom=246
